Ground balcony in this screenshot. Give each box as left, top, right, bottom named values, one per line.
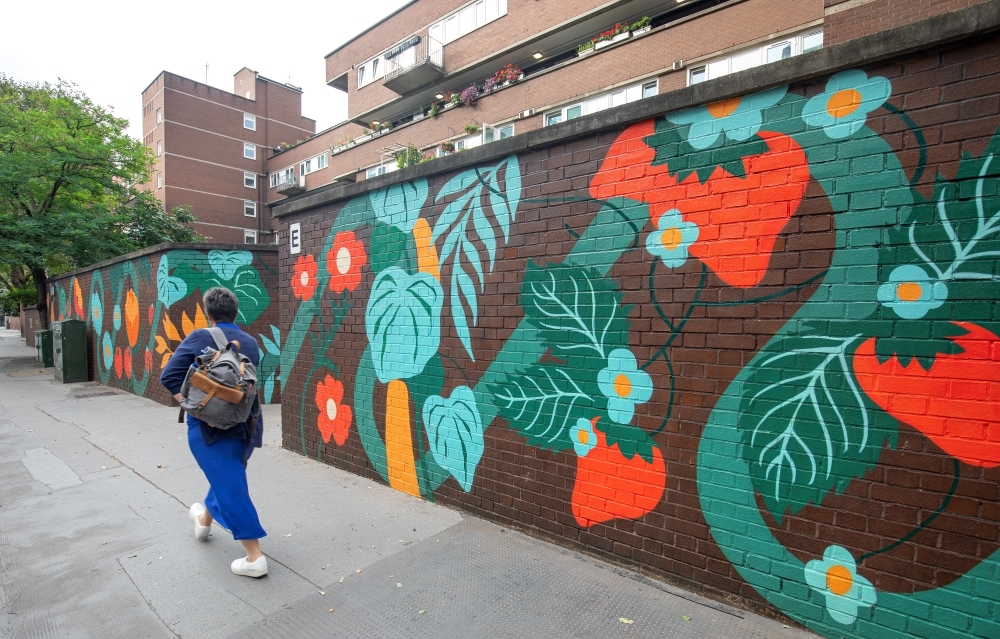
left=276, top=174, right=306, bottom=196
left=382, top=35, right=444, bottom=95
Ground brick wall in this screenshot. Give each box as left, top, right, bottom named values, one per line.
left=46, top=244, right=282, bottom=406
left=825, top=0, right=992, bottom=45
left=275, top=15, right=1000, bottom=637
left=20, top=308, right=41, bottom=348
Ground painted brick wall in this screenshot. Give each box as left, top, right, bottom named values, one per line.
left=277, top=23, right=1000, bottom=639
left=46, top=244, right=282, bottom=406
left=825, top=0, right=992, bottom=45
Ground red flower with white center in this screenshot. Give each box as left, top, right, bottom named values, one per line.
left=291, top=254, right=318, bottom=300
left=326, top=231, right=367, bottom=293
left=315, top=374, right=353, bottom=445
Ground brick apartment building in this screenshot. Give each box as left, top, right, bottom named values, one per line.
left=139, top=68, right=315, bottom=244
left=137, top=0, right=992, bottom=246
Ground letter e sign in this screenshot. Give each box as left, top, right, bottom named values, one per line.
left=290, top=222, right=301, bottom=254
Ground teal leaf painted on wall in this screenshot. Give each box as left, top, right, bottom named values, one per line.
left=433, top=156, right=522, bottom=359
left=156, top=255, right=187, bottom=308
left=738, top=331, right=896, bottom=521
left=423, top=386, right=484, bottom=492
left=208, top=250, right=254, bottom=281
left=364, top=267, right=443, bottom=383
left=490, top=363, right=599, bottom=453
left=519, top=261, right=630, bottom=362
left=370, top=179, right=429, bottom=233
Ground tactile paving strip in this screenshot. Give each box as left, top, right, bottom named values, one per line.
left=231, top=517, right=814, bottom=639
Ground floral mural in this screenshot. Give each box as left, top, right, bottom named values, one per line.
left=280, top=62, right=1000, bottom=638
left=48, top=248, right=281, bottom=404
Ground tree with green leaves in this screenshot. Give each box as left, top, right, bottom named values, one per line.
left=0, top=75, right=201, bottom=326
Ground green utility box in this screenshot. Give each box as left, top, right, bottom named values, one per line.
left=35, top=330, right=53, bottom=367
left=52, top=319, right=88, bottom=383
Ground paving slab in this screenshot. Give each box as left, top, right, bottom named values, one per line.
left=0, top=327, right=815, bottom=638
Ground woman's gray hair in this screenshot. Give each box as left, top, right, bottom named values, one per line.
left=203, top=287, right=239, bottom=324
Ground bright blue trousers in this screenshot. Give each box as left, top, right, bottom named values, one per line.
left=187, top=419, right=267, bottom=540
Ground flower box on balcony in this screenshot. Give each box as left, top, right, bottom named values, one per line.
left=577, top=47, right=595, bottom=57
left=632, top=26, right=651, bottom=35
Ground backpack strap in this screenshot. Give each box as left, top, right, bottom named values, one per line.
left=206, top=326, right=230, bottom=351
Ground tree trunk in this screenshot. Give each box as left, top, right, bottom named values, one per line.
left=31, top=267, right=48, bottom=328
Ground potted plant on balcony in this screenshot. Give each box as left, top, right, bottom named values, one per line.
left=430, top=102, right=440, bottom=118
left=442, top=91, right=457, bottom=110
left=630, top=16, right=651, bottom=35
left=482, top=77, right=497, bottom=95
left=460, top=85, right=479, bottom=107
left=450, top=91, right=463, bottom=107
left=463, top=123, right=480, bottom=134
left=493, top=63, right=523, bottom=87
left=440, top=141, right=455, bottom=154
left=577, top=41, right=595, bottom=57
left=594, top=23, right=630, bottom=50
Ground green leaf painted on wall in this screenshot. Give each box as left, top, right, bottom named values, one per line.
left=738, top=331, right=896, bottom=522
left=369, top=179, right=428, bottom=233
left=433, top=156, right=522, bottom=359
left=520, top=261, right=630, bottom=362
left=208, top=250, right=253, bottom=281
left=205, top=265, right=269, bottom=325
left=370, top=222, right=408, bottom=273
left=364, top=267, right=443, bottom=383
left=423, top=386, right=484, bottom=492
left=156, top=255, right=187, bottom=308
left=491, top=363, right=599, bottom=452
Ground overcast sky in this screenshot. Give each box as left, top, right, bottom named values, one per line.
left=0, top=0, right=412, bottom=139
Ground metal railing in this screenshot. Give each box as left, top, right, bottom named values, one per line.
left=383, top=35, right=444, bottom=81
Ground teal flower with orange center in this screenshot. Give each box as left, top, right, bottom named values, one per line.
left=804, top=545, right=876, bottom=625
left=570, top=417, right=598, bottom=457
left=598, top=349, right=653, bottom=424
left=101, top=332, right=114, bottom=369
left=665, top=86, right=786, bottom=150
left=113, top=304, right=122, bottom=330
left=646, top=209, right=699, bottom=268
left=89, top=292, right=103, bottom=328
left=877, top=264, right=947, bottom=320
left=802, top=69, right=891, bottom=139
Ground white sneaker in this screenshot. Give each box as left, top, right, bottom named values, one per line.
left=188, top=503, right=211, bottom=541
left=231, top=555, right=268, bottom=578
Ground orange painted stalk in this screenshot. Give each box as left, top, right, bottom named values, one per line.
left=385, top=379, right=421, bottom=496
left=412, top=217, right=440, bottom=281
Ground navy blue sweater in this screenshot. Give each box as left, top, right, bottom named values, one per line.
left=159, top=322, right=263, bottom=448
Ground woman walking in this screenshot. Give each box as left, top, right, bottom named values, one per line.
left=160, top=287, right=268, bottom=578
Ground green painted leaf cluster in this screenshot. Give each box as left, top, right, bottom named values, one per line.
left=364, top=267, right=443, bottom=383
left=644, top=118, right=767, bottom=183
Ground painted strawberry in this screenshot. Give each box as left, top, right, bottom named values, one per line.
left=853, top=321, right=1000, bottom=467
left=570, top=417, right=667, bottom=527
left=590, top=120, right=809, bottom=288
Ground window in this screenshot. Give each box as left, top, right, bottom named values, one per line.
left=300, top=152, right=329, bottom=176
left=543, top=80, right=657, bottom=127
left=156, top=140, right=162, bottom=156
left=244, top=142, right=256, bottom=160
left=366, top=163, right=397, bottom=179
left=687, top=30, right=822, bottom=86
left=244, top=230, right=257, bottom=244
left=484, top=123, right=514, bottom=143
left=244, top=201, right=257, bottom=217
left=244, top=113, right=256, bottom=130
left=357, top=65, right=366, bottom=87
left=156, top=108, right=162, bottom=124
left=802, top=31, right=823, bottom=53
left=371, top=58, right=379, bottom=79
left=156, top=173, right=163, bottom=189
left=429, top=0, right=506, bottom=47
left=270, top=166, right=294, bottom=188
left=244, top=172, right=256, bottom=188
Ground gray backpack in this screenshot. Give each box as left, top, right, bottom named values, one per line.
left=179, top=327, right=257, bottom=430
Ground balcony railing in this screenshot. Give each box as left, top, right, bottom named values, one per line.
left=276, top=174, right=305, bottom=196
left=382, top=35, right=444, bottom=95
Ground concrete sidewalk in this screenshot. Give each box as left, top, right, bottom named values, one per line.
left=0, top=328, right=814, bottom=639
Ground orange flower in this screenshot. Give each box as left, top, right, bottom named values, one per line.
left=72, top=279, right=84, bottom=318
left=291, top=254, right=318, bottom=300
left=124, top=289, right=140, bottom=347
left=315, top=374, right=353, bottom=445
left=113, top=346, right=123, bottom=379
left=326, top=231, right=367, bottom=293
